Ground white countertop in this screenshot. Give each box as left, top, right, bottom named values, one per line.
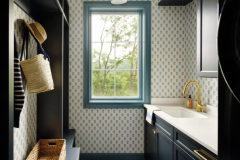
left=144, top=104, right=218, bottom=155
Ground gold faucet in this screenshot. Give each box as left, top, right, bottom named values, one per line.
left=183, top=81, right=206, bottom=112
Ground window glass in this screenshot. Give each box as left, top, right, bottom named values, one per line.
left=91, top=14, right=139, bottom=98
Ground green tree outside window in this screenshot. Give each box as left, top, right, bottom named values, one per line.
left=92, top=14, right=139, bottom=97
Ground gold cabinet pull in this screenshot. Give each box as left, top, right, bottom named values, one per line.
left=152, top=129, right=158, bottom=134
left=194, top=148, right=217, bottom=160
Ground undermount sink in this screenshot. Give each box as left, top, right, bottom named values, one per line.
left=160, top=108, right=208, bottom=118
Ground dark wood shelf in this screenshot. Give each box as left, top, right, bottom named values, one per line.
left=158, top=0, right=193, bottom=6
left=14, top=0, right=69, bottom=26
left=30, top=0, right=59, bottom=12
left=14, top=0, right=40, bottom=21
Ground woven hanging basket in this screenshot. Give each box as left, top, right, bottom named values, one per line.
left=26, top=139, right=66, bottom=160
left=20, top=54, right=54, bottom=94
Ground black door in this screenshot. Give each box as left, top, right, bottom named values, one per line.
left=218, top=0, right=240, bottom=159
left=173, top=144, right=194, bottom=160
left=218, top=0, right=240, bottom=103
left=145, top=121, right=157, bottom=160
left=157, top=130, right=173, bottom=160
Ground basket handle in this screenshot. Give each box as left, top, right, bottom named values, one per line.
left=48, top=142, right=57, bottom=146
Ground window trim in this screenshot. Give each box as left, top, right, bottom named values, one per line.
left=90, top=12, right=142, bottom=100
left=84, top=1, right=151, bottom=108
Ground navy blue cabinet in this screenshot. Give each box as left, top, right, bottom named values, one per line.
left=145, top=120, right=173, bottom=160
left=144, top=110, right=217, bottom=160
left=157, top=130, right=173, bottom=160
left=145, top=114, right=174, bottom=160
left=173, top=144, right=194, bottom=160
left=145, top=121, right=158, bottom=160
left=174, top=128, right=217, bottom=160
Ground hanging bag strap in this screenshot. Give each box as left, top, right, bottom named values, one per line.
left=20, top=28, right=29, bottom=61
left=38, top=43, right=50, bottom=61
left=14, top=34, right=19, bottom=58
left=20, top=27, right=51, bottom=62
left=27, top=27, right=51, bottom=61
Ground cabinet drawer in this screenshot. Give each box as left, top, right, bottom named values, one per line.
left=174, top=128, right=217, bottom=160
left=174, top=143, right=195, bottom=160
left=155, top=116, right=174, bottom=140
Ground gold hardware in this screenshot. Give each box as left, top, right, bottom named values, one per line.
left=152, top=129, right=158, bottom=134
left=194, top=148, right=217, bottom=160
left=183, top=81, right=206, bottom=112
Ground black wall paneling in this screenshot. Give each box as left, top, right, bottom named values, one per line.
left=37, top=0, right=70, bottom=140
left=64, top=0, right=69, bottom=22
left=6, top=0, right=76, bottom=159
left=58, top=0, right=70, bottom=133
left=3, top=0, right=14, bottom=159
left=55, top=0, right=69, bottom=26
left=158, top=0, right=193, bottom=6
left=63, top=21, right=69, bottom=130
left=37, top=12, right=64, bottom=140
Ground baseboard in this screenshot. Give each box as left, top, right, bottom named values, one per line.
left=80, top=153, right=145, bottom=160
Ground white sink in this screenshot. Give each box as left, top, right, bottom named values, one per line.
left=161, top=108, right=208, bottom=118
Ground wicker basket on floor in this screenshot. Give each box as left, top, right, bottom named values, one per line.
left=26, top=139, right=66, bottom=160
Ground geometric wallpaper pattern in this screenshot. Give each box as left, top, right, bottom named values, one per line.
left=151, top=2, right=188, bottom=98
left=69, top=0, right=146, bottom=153
left=68, top=0, right=218, bottom=153
left=13, top=4, right=37, bottom=160
left=185, top=0, right=218, bottom=107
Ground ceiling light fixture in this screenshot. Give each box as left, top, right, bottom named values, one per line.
left=111, top=0, right=127, bottom=5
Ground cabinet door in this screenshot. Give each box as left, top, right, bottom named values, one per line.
left=197, top=0, right=219, bottom=77
left=157, top=130, right=173, bottom=160
left=145, top=121, right=157, bottom=160
left=174, top=128, right=217, bottom=160
left=173, top=143, right=195, bottom=160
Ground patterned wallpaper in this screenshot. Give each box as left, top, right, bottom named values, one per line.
left=14, top=4, right=37, bottom=160
left=151, top=3, right=187, bottom=98
left=68, top=0, right=218, bottom=154
left=69, top=0, right=147, bottom=153
left=185, top=0, right=218, bottom=107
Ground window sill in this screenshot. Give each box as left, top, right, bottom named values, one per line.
left=84, top=101, right=145, bottom=108
left=89, top=99, right=144, bottom=103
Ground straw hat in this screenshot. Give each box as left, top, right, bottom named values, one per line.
left=23, top=19, right=47, bottom=45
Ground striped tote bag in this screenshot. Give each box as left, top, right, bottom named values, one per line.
left=14, top=34, right=25, bottom=128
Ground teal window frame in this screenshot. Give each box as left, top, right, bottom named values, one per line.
left=84, top=1, right=151, bottom=108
